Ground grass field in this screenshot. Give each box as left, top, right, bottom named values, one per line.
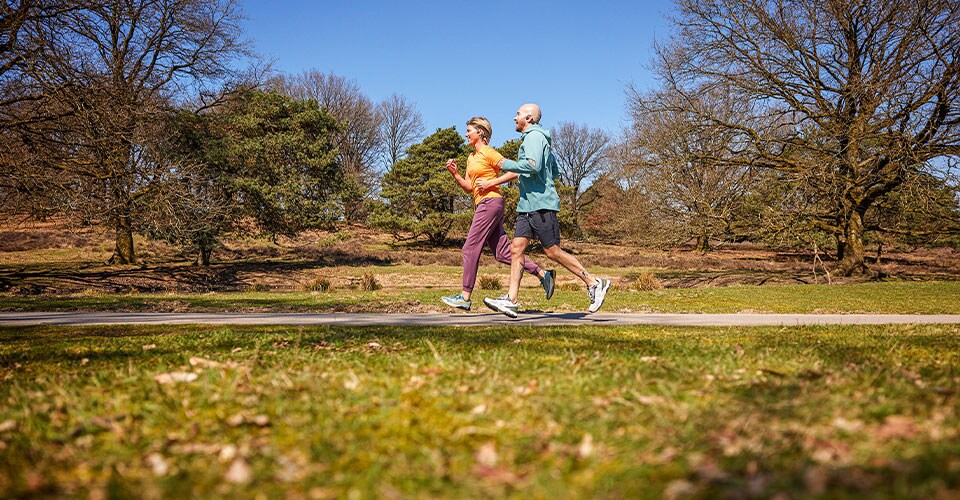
left=2, top=323, right=959, bottom=498
left=3, top=280, right=960, bottom=315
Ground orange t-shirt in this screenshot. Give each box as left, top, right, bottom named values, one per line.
left=466, top=145, right=506, bottom=206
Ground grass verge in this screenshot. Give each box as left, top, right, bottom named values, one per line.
left=2, top=281, right=960, bottom=314
left=1, top=324, right=958, bottom=498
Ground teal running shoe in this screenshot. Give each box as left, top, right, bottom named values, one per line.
left=441, top=293, right=471, bottom=310
left=541, top=269, right=556, bottom=300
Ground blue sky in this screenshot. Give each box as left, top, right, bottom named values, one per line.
left=241, top=0, right=675, bottom=146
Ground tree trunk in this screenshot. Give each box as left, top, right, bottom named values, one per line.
left=109, top=215, right=135, bottom=264
left=200, top=246, right=212, bottom=266
left=837, top=208, right=868, bottom=276
left=695, top=234, right=710, bottom=252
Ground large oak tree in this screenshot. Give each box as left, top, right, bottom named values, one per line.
left=655, top=0, right=960, bottom=274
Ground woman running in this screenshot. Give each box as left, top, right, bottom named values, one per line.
left=441, top=116, right=554, bottom=311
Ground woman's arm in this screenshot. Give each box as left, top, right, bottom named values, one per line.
left=476, top=171, right=518, bottom=192
left=446, top=159, right=473, bottom=194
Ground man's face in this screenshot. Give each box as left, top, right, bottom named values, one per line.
left=514, top=107, right=530, bottom=132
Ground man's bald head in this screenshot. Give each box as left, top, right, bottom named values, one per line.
left=514, top=103, right=542, bottom=132
left=520, top=103, right=541, bottom=123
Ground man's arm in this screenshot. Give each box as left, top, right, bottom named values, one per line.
left=498, top=132, right=547, bottom=174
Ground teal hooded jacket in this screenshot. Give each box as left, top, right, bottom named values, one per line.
left=499, top=124, right=562, bottom=213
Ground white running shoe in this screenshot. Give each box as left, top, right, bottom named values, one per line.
left=483, top=294, right=519, bottom=318
left=588, top=278, right=611, bottom=313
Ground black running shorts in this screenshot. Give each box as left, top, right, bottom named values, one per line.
left=515, top=209, right=561, bottom=249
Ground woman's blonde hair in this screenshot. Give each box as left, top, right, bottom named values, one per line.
left=467, top=116, right=492, bottom=143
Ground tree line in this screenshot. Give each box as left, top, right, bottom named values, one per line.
left=2, top=0, right=958, bottom=277
left=0, top=0, right=425, bottom=265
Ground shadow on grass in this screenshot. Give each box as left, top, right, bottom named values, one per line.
left=0, top=250, right=395, bottom=294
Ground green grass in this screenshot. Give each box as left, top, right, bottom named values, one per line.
left=1, top=324, right=958, bottom=498
left=3, top=280, right=960, bottom=314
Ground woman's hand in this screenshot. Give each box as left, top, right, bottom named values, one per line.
left=445, top=159, right=458, bottom=176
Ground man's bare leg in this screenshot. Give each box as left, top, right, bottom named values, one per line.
left=543, top=245, right=595, bottom=286
left=508, top=237, right=531, bottom=302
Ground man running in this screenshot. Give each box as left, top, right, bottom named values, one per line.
left=482, top=103, right=610, bottom=318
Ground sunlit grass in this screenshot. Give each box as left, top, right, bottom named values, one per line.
left=2, top=281, right=960, bottom=314
left=1, top=324, right=958, bottom=498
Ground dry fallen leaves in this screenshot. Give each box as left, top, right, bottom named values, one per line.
left=874, top=415, right=920, bottom=441
left=226, top=413, right=270, bottom=427
left=663, top=479, right=696, bottom=500
left=142, top=344, right=156, bottom=351
left=475, top=442, right=498, bottom=467
left=145, top=453, right=170, bottom=476
left=577, top=433, right=594, bottom=459
left=224, top=457, right=252, bottom=484
left=155, top=372, right=198, bottom=385
left=188, top=356, right=221, bottom=368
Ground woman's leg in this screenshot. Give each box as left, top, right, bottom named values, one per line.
left=461, top=200, right=501, bottom=299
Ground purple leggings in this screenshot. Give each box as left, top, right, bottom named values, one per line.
left=462, top=197, right=541, bottom=293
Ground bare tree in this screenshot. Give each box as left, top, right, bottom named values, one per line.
left=656, top=0, right=960, bottom=274
left=625, top=86, right=760, bottom=251
left=550, top=121, right=610, bottom=234
left=378, top=93, right=424, bottom=168
left=3, top=0, right=247, bottom=264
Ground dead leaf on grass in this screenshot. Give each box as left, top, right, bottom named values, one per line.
left=831, top=417, right=864, bottom=433
left=226, top=413, right=270, bottom=427
left=515, top=380, right=538, bottom=396
left=155, top=372, right=198, bottom=384
left=189, top=356, right=221, bottom=368
left=475, top=442, right=498, bottom=467
left=170, top=443, right=221, bottom=455
left=145, top=453, right=170, bottom=476
left=806, top=438, right=852, bottom=464
left=224, top=457, right=252, bottom=484
left=635, top=395, right=664, bottom=405
left=0, top=420, right=16, bottom=433
left=142, top=344, right=156, bottom=351
left=663, top=479, right=697, bottom=500
left=577, top=433, right=594, bottom=459
left=406, top=375, right=426, bottom=390
left=219, top=444, right=238, bottom=462
left=874, top=415, right=920, bottom=441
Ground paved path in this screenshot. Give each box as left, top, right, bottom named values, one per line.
left=2, top=312, right=960, bottom=327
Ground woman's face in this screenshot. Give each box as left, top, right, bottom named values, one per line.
left=465, top=125, right=483, bottom=146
